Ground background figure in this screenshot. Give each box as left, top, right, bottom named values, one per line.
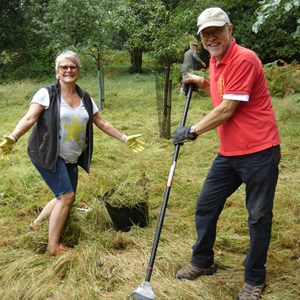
left=0, top=50, right=145, bottom=256
left=180, top=42, right=206, bottom=93
left=173, top=7, right=280, bottom=300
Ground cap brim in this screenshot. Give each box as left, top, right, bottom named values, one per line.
left=197, top=21, right=227, bottom=34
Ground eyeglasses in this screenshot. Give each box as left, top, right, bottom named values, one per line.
left=59, top=65, right=78, bottom=71
left=200, top=24, right=229, bottom=40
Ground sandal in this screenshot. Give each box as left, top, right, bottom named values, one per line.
left=28, top=221, right=41, bottom=232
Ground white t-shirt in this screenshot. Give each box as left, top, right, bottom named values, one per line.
left=31, top=88, right=99, bottom=163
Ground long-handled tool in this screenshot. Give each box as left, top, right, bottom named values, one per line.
left=131, top=84, right=194, bottom=300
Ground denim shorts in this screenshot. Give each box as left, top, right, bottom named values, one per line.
left=32, top=157, right=78, bottom=199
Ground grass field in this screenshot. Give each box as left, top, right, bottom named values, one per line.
left=0, top=67, right=299, bottom=299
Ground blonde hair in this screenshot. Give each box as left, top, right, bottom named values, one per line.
left=55, top=50, right=81, bottom=79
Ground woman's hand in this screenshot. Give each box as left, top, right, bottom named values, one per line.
left=124, top=134, right=145, bottom=153
left=0, top=135, right=16, bottom=159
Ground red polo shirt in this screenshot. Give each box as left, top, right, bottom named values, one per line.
left=209, top=39, right=280, bottom=156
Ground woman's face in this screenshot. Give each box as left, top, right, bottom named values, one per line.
left=201, top=23, right=233, bottom=63
left=57, top=58, right=79, bottom=84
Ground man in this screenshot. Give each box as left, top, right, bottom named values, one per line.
left=180, top=42, right=206, bottom=93
left=173, top=7, right=280, bottom=300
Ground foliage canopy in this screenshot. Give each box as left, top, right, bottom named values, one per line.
left=0, top=0, right=299, bottom=79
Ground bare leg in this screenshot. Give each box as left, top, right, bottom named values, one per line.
left=47, top=192, right=75, bottom=254
left=32, top=198, right=58, bottom=226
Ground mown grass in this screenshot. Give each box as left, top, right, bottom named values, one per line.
left=0, top=66, right=299, bottom=300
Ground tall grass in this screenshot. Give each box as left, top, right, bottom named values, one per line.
left=0, top=67, right=299, bottom=299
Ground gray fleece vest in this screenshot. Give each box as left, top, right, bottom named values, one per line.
left=27, top=81, right=94, bottom=173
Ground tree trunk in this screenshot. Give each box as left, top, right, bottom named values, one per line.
left=129, top=48, right=143, bottom=73
left=96, top=52, right=104, bottom=109
left=161, top=63, right=171, bottom=139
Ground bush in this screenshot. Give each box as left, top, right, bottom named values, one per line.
left=264, top=60, right=300, bottom=98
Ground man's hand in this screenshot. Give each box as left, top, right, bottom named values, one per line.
left=124, top=134, right=145, bottom=153
left=182, top=81, right=199, bottom=95
left=173, top=126, right=198, bottom=145
left=184, top=74, right=204, bottom=88
left=0, top=135, right=16, bottom=159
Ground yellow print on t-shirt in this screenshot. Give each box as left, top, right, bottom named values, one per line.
left=64, top=115, right=86, bottom=143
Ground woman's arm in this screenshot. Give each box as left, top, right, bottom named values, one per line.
left=11, top=103, right=45, bottom=140
left=92, top=112, right=145, bottom=153
left=92, top=112, right=124, bottom=140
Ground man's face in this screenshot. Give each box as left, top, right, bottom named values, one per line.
left=200, top=23, right=232, bottom=62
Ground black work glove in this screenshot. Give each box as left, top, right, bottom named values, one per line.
left=173, top=126, right=198, bottom=145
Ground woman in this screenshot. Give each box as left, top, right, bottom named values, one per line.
left=0, top=50, right=144, bottom=255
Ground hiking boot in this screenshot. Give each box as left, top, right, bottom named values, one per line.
left=176, top=263, right=216, bottom=280
left=237, top=282, right=266, bottom=300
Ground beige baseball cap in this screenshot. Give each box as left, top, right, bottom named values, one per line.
left=197, top=7, right=230, bottom=34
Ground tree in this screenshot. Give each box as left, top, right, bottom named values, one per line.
left=0, top=0, right=56, bottom=79
left=252, top=0, right=300, bottom=62
left=253, top=0, right=300, bottom=39
left=223, top=0, right=300, bottom=63
left=0, top=1, right=25, bottom=53
left=2, top=0, right=60, bottom=78
left=148, top=0, right=219, bottom=138
left=42, top=0, right=116, bottom=106
left=112, top=0, right=164, bottom=73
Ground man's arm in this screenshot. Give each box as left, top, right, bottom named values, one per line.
left=172, top=99, right=240, bottom=145
left=193, top=99, right=240, bottom=135
left=192, top=52, right=206, bottom=68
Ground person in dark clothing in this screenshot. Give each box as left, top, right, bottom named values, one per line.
left=180, top=42, right=206, bottom=93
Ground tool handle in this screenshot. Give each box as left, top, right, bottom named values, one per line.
left=144, top=84, right=194, bottom=282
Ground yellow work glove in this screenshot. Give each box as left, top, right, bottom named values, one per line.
left=122, top=134, right=145, bottom=153
left=0, top=135, right=17, bottom=159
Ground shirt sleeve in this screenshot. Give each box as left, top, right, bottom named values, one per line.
left=91, top=98, right=99, bottom=114
left=192, top=51, right=204, bottom=64
left=223, top=94, right=249, bottom=101
left=224, top=57, right=258, bottom=96
left=31, top=88, right=50, bottom=109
